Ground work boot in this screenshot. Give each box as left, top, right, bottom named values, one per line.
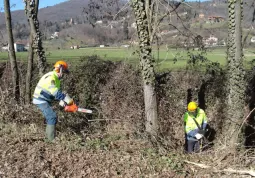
left=45, top=124, right=56, bottom=142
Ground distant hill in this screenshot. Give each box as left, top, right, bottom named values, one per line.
left=0, top=0, right=89, bottom=25
left=0, top=0, right=253, bottom=26
left=0, top=0, right=254, bottom=48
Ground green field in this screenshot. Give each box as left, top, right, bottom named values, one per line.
left=1, top=47, right=255, bottom=71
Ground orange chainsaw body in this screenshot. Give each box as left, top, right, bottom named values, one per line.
left=64, top=103, right=78, bottom=112
left=64, top=103, right=93, bottom=113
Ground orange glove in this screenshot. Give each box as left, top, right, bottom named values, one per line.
left=64, top=103, right=78, bottom=112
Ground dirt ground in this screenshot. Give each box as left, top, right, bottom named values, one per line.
left=1, top=122, right=254, bottom=178
left=0, top=122, right=181, bottom=178
left=0, top=60, right=254, bottom=177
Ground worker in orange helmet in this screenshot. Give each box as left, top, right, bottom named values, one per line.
left=33, top=61, right=76, bottom=142
left=183, top=101, right=208, bottom=153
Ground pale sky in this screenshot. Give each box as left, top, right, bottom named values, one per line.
left=0, top=0, right=68, bottom=12
left=0, top=0, right=211, bottom=12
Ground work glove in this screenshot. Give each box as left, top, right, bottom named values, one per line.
left=59, top=94, right=73, bottom=107
left=195, top=133, right=203, bottom=140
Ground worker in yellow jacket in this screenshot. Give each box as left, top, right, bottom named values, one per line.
left=33, top=61, right=74, bottom=142
left=184, top=101, right=207, bottom=153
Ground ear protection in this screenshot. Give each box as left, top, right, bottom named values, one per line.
left=59, top=65, right=63, bottom=76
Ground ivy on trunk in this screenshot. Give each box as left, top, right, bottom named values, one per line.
left=223, top=0, right=245, bottom=149
left=132, top=0, right=158, bottom=136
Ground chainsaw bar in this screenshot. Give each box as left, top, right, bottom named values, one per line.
left=77, top=108, right=93, bottom=113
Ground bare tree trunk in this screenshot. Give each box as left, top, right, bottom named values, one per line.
left=222, top=0, right=245, bottom=149
left=25, top=0, right=39, bottom=103
left=4, top=0, right=20, bottom=101
left=25, top=34, right=34, bottom=103
left=24, top=0, right=46, bottom=77
left=132, top=0, right=158, bottom=136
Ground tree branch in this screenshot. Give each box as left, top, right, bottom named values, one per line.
left=184, top=160, right=255, bottom=177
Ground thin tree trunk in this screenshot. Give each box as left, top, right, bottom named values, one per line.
left=25, top=0, right=39, bottom=103
left=25, top=0, right=46, bottom=77
left=132, top=0, right=158, bottom=136
left=223, top=0, right=245, bottom=148
left=4, top=0, right=20, bottom=101
left=25, top=34, right=34, bottom=103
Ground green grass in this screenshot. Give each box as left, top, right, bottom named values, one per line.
left=1, top=47, right=255, bottom=71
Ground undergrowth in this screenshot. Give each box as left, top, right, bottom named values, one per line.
left=0, top=56, right=254, bottom=177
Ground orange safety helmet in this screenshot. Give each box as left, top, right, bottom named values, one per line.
left=54, top=61, right=69, bottom=73
left=188, top=101, right=198, bottom=112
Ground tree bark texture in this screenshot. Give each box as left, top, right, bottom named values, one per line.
left=24, top=0, right=46, bottom=77
left=223, top=0, right=245, bottom=148
left=132, top=0, right=158, bottom=136
left=25, top=34, right=34, bottom=103
left=25, top=0, right=39, bottom=103
left=4, top=0, right=20, bottom=101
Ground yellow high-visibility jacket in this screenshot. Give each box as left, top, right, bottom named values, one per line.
left=183, top=108, right=207, bottom=140
left=33, top=70, right=66, bottom=103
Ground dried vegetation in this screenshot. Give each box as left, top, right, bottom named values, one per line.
left=0, top=57, right=254, bottom=177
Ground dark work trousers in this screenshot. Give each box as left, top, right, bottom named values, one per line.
left=187, top=140, right=200, bottom=153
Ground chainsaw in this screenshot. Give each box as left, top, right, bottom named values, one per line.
left=64, top=103, right=93, bottom=114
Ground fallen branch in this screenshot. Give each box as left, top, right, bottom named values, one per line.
left=184, top=160, right=210, bottom=168
left=88, top=119, right=123, bottom=122
left=221, top=168, right=255, bottom=177
left=238, top=107, right=255, bottom=135
left=184, top=160, right=255, bottom=177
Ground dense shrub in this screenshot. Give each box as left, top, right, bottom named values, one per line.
left=0, top=56, right=254, bottom=149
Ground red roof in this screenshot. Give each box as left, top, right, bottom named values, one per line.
left=15, top=42, right=25, bottom=45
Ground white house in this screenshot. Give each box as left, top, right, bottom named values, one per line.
left=1, top=46, right=8, bottom=51
left=14, top=43, right=25, bottom=52
left=251, top=36, right=255, bottom=43
left=131, top=22, right=137, bottom=29
left=51, top=32, right=59, bottom=39
left=2, top=43, right=25, bottom=52
left=95, top=20, right=103, bottom=24
left=204, top=35, right=218, bottom=46
left=121, top=44, right=130, bottom=48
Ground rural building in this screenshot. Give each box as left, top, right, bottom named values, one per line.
left=160, top=30, right=170, bottom=35
left=204, top=35, right=218, bottom=46
left=70, top=45, right=79, bottom=49
left=95, top=20, right=103, bottom=24
left=121, top=44, right=130, bottom=48
left=199, top=13, right=205, bottom=19
left=1, top=46, right=8, bottom=51
left=51, top=32, right=59, bottom=39
left=131, top=22, right=137, bottom=29
left=129, top=40, right=139, bottom=45
left=208, top=16, right=225, bottom=23
left=2, top=42, right=28, bottom=52
left=251, top=36, right=255, bottom=43
left=14, top=43, right=25, bottom=52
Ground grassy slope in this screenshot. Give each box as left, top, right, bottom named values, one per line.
left=0, top=47, right=255, bottom=71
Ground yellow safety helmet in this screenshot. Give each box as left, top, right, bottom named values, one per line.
left=54, top=61, right=69, bottom=73
left=188, top=101, right=197, bottom=112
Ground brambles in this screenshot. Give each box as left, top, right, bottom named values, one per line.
left=0, top=57, right=254, bottom=177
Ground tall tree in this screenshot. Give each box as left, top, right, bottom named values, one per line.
left=84, top=0, right=185, bottom=136
left=4, top=0, right=20, bottom=101
left=24, top=0, right=46, bottom=77
left=131, top=0, right=158, bottom=136
left=123, top=20, right=129, bottom=40
left=223, top=0, right=245, bottom=148
left=25, top=0, right=39, bottom=103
